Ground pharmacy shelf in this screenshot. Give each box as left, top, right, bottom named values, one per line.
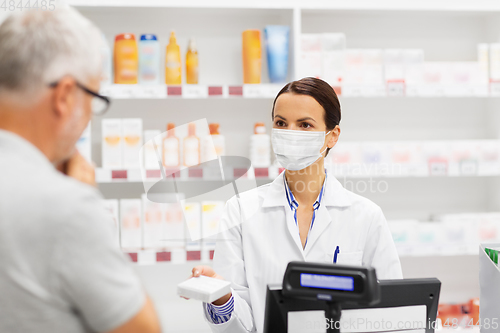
left=100, top=84, right=284, bottom=99
left=95, top=167, right=277, bottom=183
left=124, top=249, right=213, bottom=265
left=68, top=0, right=294, bottom=9
left=95, top=165, right=500, bottom=183
left=101, top=84, right=500, bottom=99
left=68, top=0, right=500, bottom=12
left=125, top=247, right=480, bottom=266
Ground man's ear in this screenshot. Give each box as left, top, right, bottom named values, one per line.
left=51, top=77, right=77, bottom=118
left=327, top=125, right=341, bottom=149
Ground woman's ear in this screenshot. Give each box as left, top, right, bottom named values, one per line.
left=328, top=125, right=341, bottom=149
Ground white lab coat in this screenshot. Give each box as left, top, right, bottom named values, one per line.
left=204, top=172, right=402, bottom=333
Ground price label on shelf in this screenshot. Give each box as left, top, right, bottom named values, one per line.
left=428, top=160, right=448, bottom=176
left=341, top=85, right=362, bottom=97
left=127, top=253, right=138, bottom=262
left=156, top=251, right=172, bottom=262
left=135, top=85, right=167, bottom=99
left=127, top=169, right=142, bottom=182
left=472, top=84, right=489, bottom=97
left=186, top=250, right=201, bottom=261
left=96, top=168, right=112, bottom=182
left=112, top=170, right=128, bottom=180
left=405, top=85, right=419, bottom=97
left=104, top=84, right=138, bottom=99
left=137, top=250, right=156, bottom=265
left=265, top=84, right=283, bottom=98
left=386, top=81, right=405, bottom=96
left=418, top=84, right=445, bottom=97
left=243, top=84, right=268, bottom=98
left=167, top=86, right=183, bottom=97
left=490, top=82, right=500, bottom=96
left=208, top=86, right=224, bottom=97
left=99, top=85, right=113, bottom=97
left=444, top=85, right=474, bottom=97
left=361, top=84, right=386, bottom=97
left=459, top=160, right=478, bottom=176
left=182, top=85, right=208, bottom=99
left=254, top=167, right=269, bottom=178
left=478, top=162, right=500, bottom=176
left=228, top=86, right=243, bottom=96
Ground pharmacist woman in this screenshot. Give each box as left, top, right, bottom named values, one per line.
left=190, top=77, right=402, bottom=333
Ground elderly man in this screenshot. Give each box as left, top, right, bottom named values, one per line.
left=0, top=7, right=161, bottom=333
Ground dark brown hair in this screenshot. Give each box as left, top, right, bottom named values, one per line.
left=271, top=77, right=341, bottom=155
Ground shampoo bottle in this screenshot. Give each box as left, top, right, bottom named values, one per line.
left=264, top=26, right=290, bottom=83
left=165, top=31, right=182, bottom=85
left=114, top=33, right=138, bottom=84
left=186, top=38, right=199, bottom=84
left=202, top=123, right=225, bottom=162
left=242, top=30, right=262, bottom=84
left=100, top=33, right=112, bottom=86
left=139, top=34, right=160, bottom=84
left=250, top=122, right=271, bottom=167
left=183, top=123, right=200, bottom=167
left=162, top=123, right=180, bottom=168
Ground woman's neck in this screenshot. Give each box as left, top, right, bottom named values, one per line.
left=285, top=160, right=326, bottom=206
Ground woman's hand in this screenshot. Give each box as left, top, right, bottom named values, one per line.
left=56, top=152, right=96, bottom=187
left=188, top=265, right=232, bottom=306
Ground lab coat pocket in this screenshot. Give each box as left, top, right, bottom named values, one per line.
left=335, top=251, right=363, bottom=266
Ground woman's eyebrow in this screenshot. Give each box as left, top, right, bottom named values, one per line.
left=274, top=115, right=286, bottom=120
left=297, top=117, right=317, bottom=123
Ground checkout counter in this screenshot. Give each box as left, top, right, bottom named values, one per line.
left=263, top=262, right=441, bottom=333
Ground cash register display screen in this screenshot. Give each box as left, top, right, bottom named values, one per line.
left=300, top=273, right=354, bottom=291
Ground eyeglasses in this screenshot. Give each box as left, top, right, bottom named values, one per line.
left=48, top=80, right=111, bottom=116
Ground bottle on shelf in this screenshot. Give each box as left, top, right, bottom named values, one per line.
left=242, top=29, right=262, bottom=84
left=143, top=130, right=161, bottom=170
left=165, top=31, right=182, bottom=85
left=100, top=33, right=112, bottom=86
left=183, top=123, right=200, bottom=167
left=202, top=123, right=225, bottom=162
left=250, top=122, right=271, bottom=168
left=122, top=118, right=143, bottom=169
left=114, top=33, right=138, bottom=84
left=162, top=123, right=180, bottom=168
left=186, top=38, right=199, bottom=84
left=139, top=34, right=160, bottom=84
left=264, top=25, right=290, bottom=83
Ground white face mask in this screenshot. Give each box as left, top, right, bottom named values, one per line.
left=271, top=128, right=331, bottom=171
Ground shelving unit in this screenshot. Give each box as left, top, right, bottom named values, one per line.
left=102, top=83, right=500, bottom=99
left=51, top=2, right=500, bottom=332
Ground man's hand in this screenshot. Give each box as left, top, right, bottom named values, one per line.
left=188, top=265, right=232, bottom=306
left=56, top=152, right=96, bottom=186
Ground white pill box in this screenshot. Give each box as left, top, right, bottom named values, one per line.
left=177, top=276, right=231, bottom=303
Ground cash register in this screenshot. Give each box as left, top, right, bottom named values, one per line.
left=263, top=262, right=441, bottom=333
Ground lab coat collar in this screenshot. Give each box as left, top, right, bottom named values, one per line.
left=261, top=171, right=352, bottom=208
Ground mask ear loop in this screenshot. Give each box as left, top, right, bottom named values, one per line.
left=320, top=130, right=332, bottom=155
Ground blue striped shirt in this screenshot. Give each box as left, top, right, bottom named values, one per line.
left=206, top=172, right=327, bottom=324
left=205, top=295, right=234, bottom=324
left=284, top=172, right=327, bottom=248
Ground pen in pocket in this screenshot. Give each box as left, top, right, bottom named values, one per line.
left=333, top=246, right=340, bottom=263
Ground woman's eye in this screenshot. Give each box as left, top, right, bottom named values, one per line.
left=275, top=120, right=285, bottom=127
left=301, top=123, right=312, bottom=129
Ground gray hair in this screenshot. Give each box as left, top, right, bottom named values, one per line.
left=0, top=6, right=102, bottom=100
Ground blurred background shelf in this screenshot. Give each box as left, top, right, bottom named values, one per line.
left=95, top=167, right=500, bottom=184
left=2, top=2, right=498, bottom=331
left=101, top=83, right=500, bottom=99
left=68, top=0, right=500, bottom=12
